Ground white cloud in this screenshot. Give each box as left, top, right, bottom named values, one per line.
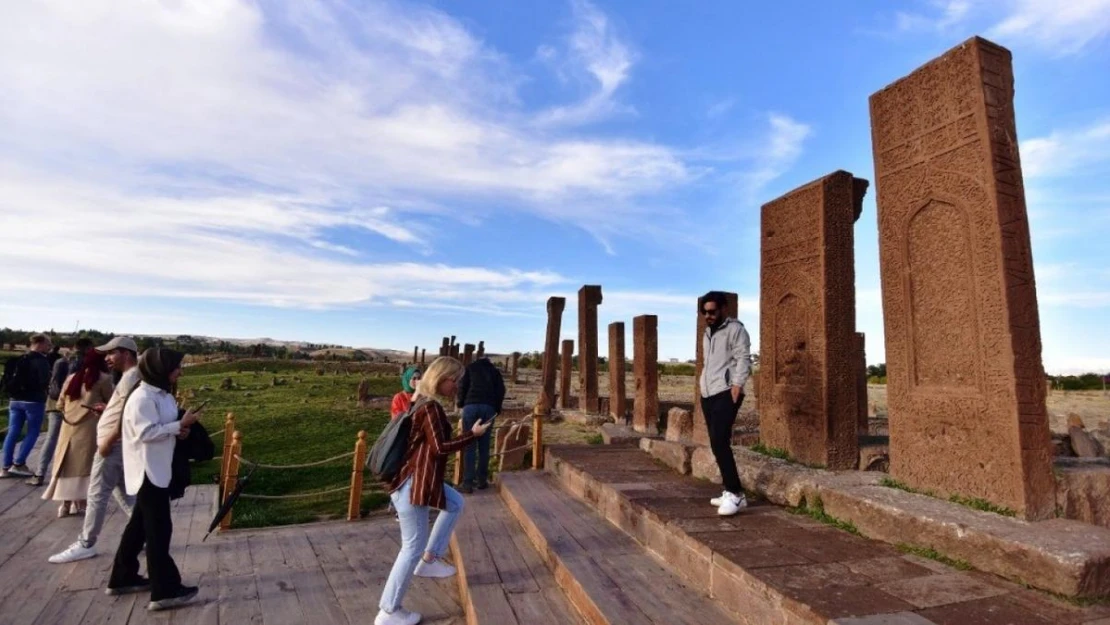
left=895, top=0, right=972, bottom=33
left=738, top=114, right=813, bottom=197
left=534, top=0, right=636, bottom=126
left=1021, top=120, right=1110, bottom=177
left=988, top=0, right=1110, bottom=55
left=706, top=97, right=738, bottom=119
left=0, top=0, right=809, bottom=315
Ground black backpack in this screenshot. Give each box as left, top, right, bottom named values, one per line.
left=1, top=354, right=34, bottom=399
left=366, top=397, right=431, bottom=483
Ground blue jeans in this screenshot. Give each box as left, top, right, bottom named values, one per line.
left=379, top=477, right=464, bottom=613
left=35, top=410, right=63, bottom=477
left=3, top=401, right=46, bottom=468
left=461, top=404, right=496, bottom=486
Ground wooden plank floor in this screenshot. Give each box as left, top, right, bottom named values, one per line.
left=0, top=456, right=464, bottom=624
left=450, top=489, right=585, bottom=624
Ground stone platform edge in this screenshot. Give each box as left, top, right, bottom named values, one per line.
left=544, top=447, right=851, bottom=625
left=638, top=438, right=1110, bottom=599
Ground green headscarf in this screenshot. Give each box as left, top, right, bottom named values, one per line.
left=401, top=366, right=421, bottom=394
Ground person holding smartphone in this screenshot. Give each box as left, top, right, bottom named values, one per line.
left=106, top=348, right=203, bottom=611
left=376, top=356, right=491, bottom=625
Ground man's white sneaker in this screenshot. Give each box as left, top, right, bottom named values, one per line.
left=717, top=492, right=748, bottom=517
left=49, top=541, right=97, bottom=564
left=710, top=490, right=730, bottom=507
left=414, top=558, right=456, bottom=578
left=374, top=608, right=422, bottom=625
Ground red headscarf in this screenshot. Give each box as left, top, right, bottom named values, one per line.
left=65, top=349, right=108, bottom=400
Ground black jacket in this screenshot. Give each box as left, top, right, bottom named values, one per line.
left=11, top=352, right=51, bottom=403
left=457, top=358, right=505, bottom=413
left=170, top=420, right=215, bottom=500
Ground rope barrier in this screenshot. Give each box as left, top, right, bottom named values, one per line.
left=491, top=442, right=534, bottom=458
left=238, top=484, right=352, bottom=500
left=233, top=451, right=355, bottom=470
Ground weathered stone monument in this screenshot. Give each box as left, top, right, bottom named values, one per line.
left=420, top=349, right=426, bottom=365
left=608, top=322, right=626, bottom=422
left=540, top=297, right=566, bottom=408
left=758, top=170, right=866, bottom=470
left=439, top=337, right=449, bottom=357
left=510, top=352, right=520, bottom=383
left=450, top=342, right=460, bottom=360
left=463, top=343, right=475, bottom=366
left=856, top=333, right=868, bottom=435
left=560, top=339, right=574, bottom=410
left=692, top=292, right=738, bottom=446
left=477, top=341, right=485, bottom=359
left=413, top=346, right=418, bottom=363
left=633, top=315, right=658, bottom=435
left=577, top=285, right=603, bottom=413
left=356, top=378, right=370, bottom=408
left=870, top=36, right=1054, bottom=519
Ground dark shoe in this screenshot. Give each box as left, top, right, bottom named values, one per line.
left=106, top=577, right=151, bottom=596
left=459, top=483, right=473, bottom=494
left=148, top=585, right=199, bottom=611
left=476, top=481, right=489, bottom=490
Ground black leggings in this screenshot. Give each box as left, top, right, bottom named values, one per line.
left=700, top=390, right=744, bottom=495
left=108, top=477, right=183, bottom=600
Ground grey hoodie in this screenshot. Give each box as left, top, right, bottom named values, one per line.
left=699, top=317, right=752, bottom=399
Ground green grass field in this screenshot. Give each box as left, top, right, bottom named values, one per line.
left=178, top=360, right=400, bottom=529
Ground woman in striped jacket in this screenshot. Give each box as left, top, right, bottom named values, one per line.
left=376, top=356, right=491, bottom=625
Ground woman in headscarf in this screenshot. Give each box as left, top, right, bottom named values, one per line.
left=106, top=348, right=203, bottom=612
left=390, top=366, right=422, bottom=419
left=45, top=348, right=113, bottom=516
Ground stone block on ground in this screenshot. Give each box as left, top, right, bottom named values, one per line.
left=496, top=421, right=532, bottom=471
left=1054, top=457, right=1110, bottom=528
left=1070, top=426, right=1106, bottom=458
left=665, top=407, right=694, bottom=442
left=600, top=423, right=655, bottom=446
left=639, top=438, right=694, bottom=475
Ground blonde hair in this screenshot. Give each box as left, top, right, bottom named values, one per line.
left=413, top=356, right=464, bottom=401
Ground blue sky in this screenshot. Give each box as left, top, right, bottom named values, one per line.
left=1, top=0, right=1108, bottom=373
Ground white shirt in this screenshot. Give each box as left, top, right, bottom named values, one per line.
left=121, top=381, right=182, bottom=495
left=96, top=367, right=141, bottom=448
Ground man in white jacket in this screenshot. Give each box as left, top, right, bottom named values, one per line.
left=698, top=291, right=752, bottom=516
left=48, top=337, right=140, bottom=564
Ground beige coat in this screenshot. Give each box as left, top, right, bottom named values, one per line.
left=51, top=372, right=113, bottom=482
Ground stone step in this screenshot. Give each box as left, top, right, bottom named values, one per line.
left=449, top=488, right=585, bottom=625
left=544, top=444, right=1110, bottom=625
left=498, top=471, right=739, bottom=625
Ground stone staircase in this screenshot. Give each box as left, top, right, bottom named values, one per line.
left=450, top=445, right=1110, bottom=624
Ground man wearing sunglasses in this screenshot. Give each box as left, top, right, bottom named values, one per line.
left=698, top=291, right=752, bottom=516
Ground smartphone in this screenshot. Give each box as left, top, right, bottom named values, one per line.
left=191, top=399, right=211, bottom=412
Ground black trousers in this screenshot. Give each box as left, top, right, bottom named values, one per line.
left=109, top=477, right=183, bottom=600
left=700, top=390, right=744, bottom=495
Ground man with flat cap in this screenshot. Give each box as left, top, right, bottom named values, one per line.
left=49, top=336, right=141, bottom=564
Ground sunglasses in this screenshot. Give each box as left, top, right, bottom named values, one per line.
left=701, top=308, right=720, bottom=316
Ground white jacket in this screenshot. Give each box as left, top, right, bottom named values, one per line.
left=699, top=317, right=752, bottom=398
left=121, top=381, right=181, bottom=495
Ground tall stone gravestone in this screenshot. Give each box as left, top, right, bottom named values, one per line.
left=578, top=285, right=603, bottom=413
left=692, top=292, right=738, bottom=446
left=540, top=297, right=566, bottom=409
left=560, top=339, right=574, bottom=410
left=608, top=322, right=626, bottom=422
left=870, top=36, right=1054, bottom=519
left=759, top=171, right=866, bottom=470
left=633, top=315, right=658, bottom=435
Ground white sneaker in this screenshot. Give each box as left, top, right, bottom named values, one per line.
left=710, top=490, right=730, bottom=507
left=49, top=541, right=97, bottom=564
left=717, top=492, right=748, bottom=517
left=413, top=558, right=456, bottom=578
left=374, top=607, right=422, bottom=625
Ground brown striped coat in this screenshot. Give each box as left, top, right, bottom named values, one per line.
left=389, top=399, right=475, bottom=509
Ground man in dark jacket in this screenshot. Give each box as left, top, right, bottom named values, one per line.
left=2, top=334, right=53, bottom=477
left=456, top=357, right=505, bottom=493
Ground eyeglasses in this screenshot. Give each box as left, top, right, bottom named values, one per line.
left=701, top=308, right=719, bottom=316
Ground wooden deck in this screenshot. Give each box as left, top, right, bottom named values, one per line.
left=0, top=474, right=463, bottom=624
